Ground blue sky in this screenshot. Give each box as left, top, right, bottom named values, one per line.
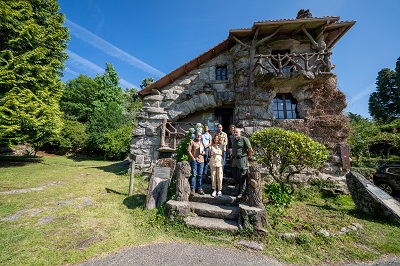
left=58, top=0, right=400, bottom=118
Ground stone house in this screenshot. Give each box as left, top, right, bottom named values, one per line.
left=131, top=11, right=355, bottom=172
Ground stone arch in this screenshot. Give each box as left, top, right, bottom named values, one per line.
left=165, top=91, right=235, bottom=122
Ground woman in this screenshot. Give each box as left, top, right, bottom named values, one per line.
left=209, top=134, right=225, bottom=197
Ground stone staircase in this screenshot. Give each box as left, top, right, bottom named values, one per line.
left=175, top=157, right=243, bottom=231
left=166, top=158, right=268, bottom=234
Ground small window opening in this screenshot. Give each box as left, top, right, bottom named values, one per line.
left=273, top=93, right=298, bottom=119
left=216, top=66, right=227, bottom=80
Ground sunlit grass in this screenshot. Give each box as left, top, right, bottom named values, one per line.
left=0, top=155, right=399, bottom=265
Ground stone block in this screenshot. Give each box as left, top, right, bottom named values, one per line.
left=143, top=94, right=164, bottom=102
left=346, top=171, right=400, bottom=224
left=142, top=101, right=159, bottom=108
left=149, top=113, right=169, bottom=120
left=198, top=93, right=210, bottom=109
left=142, top=107, right=166, bottom=114
left=132, top=128, right=145, bottom=136
left=166, top=200, right=190, bottom=220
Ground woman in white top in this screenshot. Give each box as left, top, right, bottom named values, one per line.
left=209, top=134, right=225, bottom=197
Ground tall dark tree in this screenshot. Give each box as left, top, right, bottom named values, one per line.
left=140, top=77, right=154, bottom=89
left=369, top=57, right=400, bottom=121
left=61, top=74, right=98, bottom=123
left=0, top=0, right=69, bottom=148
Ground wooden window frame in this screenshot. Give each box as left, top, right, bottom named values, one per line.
left=273, top=93, right=298, bottom=119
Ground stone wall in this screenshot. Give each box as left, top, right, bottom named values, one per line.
left=131, top=41, right=349, bottom=175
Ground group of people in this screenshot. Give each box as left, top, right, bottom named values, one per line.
left=187, top=123, right=253, bottom=199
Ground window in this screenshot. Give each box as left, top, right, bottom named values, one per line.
left=273, top=93, right=298, bottom=119
left=216, top=66, right=227, bottom=80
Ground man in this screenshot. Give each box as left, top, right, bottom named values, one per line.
left=187, top=131, right=205, bottom=195
left=202, top=124, right=212, bottom=177
left=215, top=124, right=228, bottom=174
left=231, top=128, right=253, bottom=198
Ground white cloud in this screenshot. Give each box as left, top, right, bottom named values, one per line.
left=65, top=19, right=166, bottom=78
left=347, top=83, right=375, bottom=105
left=66, top=50, right=138, bottom=89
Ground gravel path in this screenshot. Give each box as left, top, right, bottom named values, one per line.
left=77, top=242, right=285, bottom=266
left=76, top=242, right=400, bottom=266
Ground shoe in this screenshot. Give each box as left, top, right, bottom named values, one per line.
left=211, top=190, right=217, bottom=197
left=217, top=191, right=222, bottom=197
left=190, top=189, right=195, bottom=196
left=197, top=189, right=205, bottom=195
left=237, top=193, right=243, bottom=199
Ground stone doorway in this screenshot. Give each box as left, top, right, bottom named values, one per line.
left=215, top=107, right=234, bottom=133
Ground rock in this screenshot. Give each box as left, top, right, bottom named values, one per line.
left=346, top=171, right=400, bottom=224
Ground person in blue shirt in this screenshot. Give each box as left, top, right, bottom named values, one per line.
left=202, top=124, right=212, bottom=177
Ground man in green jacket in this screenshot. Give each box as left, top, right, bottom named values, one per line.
left=231, top=128, right=253, bottom=198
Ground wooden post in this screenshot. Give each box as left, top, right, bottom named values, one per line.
left=161, top=119, right=167, bottom=147
left=128, top=157, right=135, bottom=196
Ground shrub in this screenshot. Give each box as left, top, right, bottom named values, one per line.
left=251, top=127, right=329, bottom=194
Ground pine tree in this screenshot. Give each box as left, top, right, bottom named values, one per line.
left=0, top=0, right=69, bottom=149
left=368, top=57, right=400, bottom=121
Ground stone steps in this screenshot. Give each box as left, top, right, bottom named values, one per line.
left=189, top=201, right=239, bottom=220
left=184, top=216, right=239, bottom=231
left=172, top=158, right=244, bottom=232
left=189, top=191, right=239, bottom=206
left=202, top=183, right=236, bottom=195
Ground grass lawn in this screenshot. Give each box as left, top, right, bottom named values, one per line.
left=0, top=155, right=399, bottom=266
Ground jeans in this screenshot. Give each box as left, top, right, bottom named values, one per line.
left=203, top=148, right=209, bottom=176
left=190, top=160, right=204, bottom=190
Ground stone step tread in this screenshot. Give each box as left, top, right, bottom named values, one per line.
left=189, top=192, right=239, bottom=206
left=184, top=216, right=238, bottom=231
left=202, top=183, right=236, bottom=195
left=189, top=201, right=239, bottom=219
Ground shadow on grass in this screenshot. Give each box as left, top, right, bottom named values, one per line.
left=123, top=194, right=146, bottom=209
left=0, top=155, right=43, bottom=168
left=308, top=202, right=400, bottom=226
left=104, top=187, right=146, bottom=209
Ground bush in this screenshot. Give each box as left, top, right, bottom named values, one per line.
left=100, top=124, right=133, bottom=160
left=251, top=127, right=329, bottom=194
left=264, top=182, right=294, bottom=207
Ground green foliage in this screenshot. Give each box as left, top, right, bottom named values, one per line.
left=86, top=101, right=128, bottom=154
left=0, top=88, right=62, bottom=151
left=348, top=114, right=400, bottom=159
left=60, top=74, right=98, bottom=123
left=0, top=0, right=69, bottom=149
left=140, top=77, right=154, bottom=89
left=347, top=113, right=379, bottom=158
left=50, top=118, right=87, bottom=153
left=251, top=127, right=329, bottom=194
left=264, top=182, right=294, bottom=207
left=100, top=124, right=132, bottom=160
left=175, top=131, right=192, bottom=162
left=368, top=56, right=400, bottom=121
left=122, top=87, right=142, bottom=122
left=93, top=63, right=123, bottom=110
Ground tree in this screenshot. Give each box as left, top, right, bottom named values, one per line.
left=369, top=57, right=400, bottom=121
left=140, top=77, right=154, bottom=89
left=250, top=127, right=329, bottom=194
left=60, top=74, right=98, bottom=123
left=93, top=63, right=123, bottom=111
left=347, top=112, right=380, bottom=159
left=122, top=87, right=142, bottom=122
left=0, top=0, right=69, bottom=149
